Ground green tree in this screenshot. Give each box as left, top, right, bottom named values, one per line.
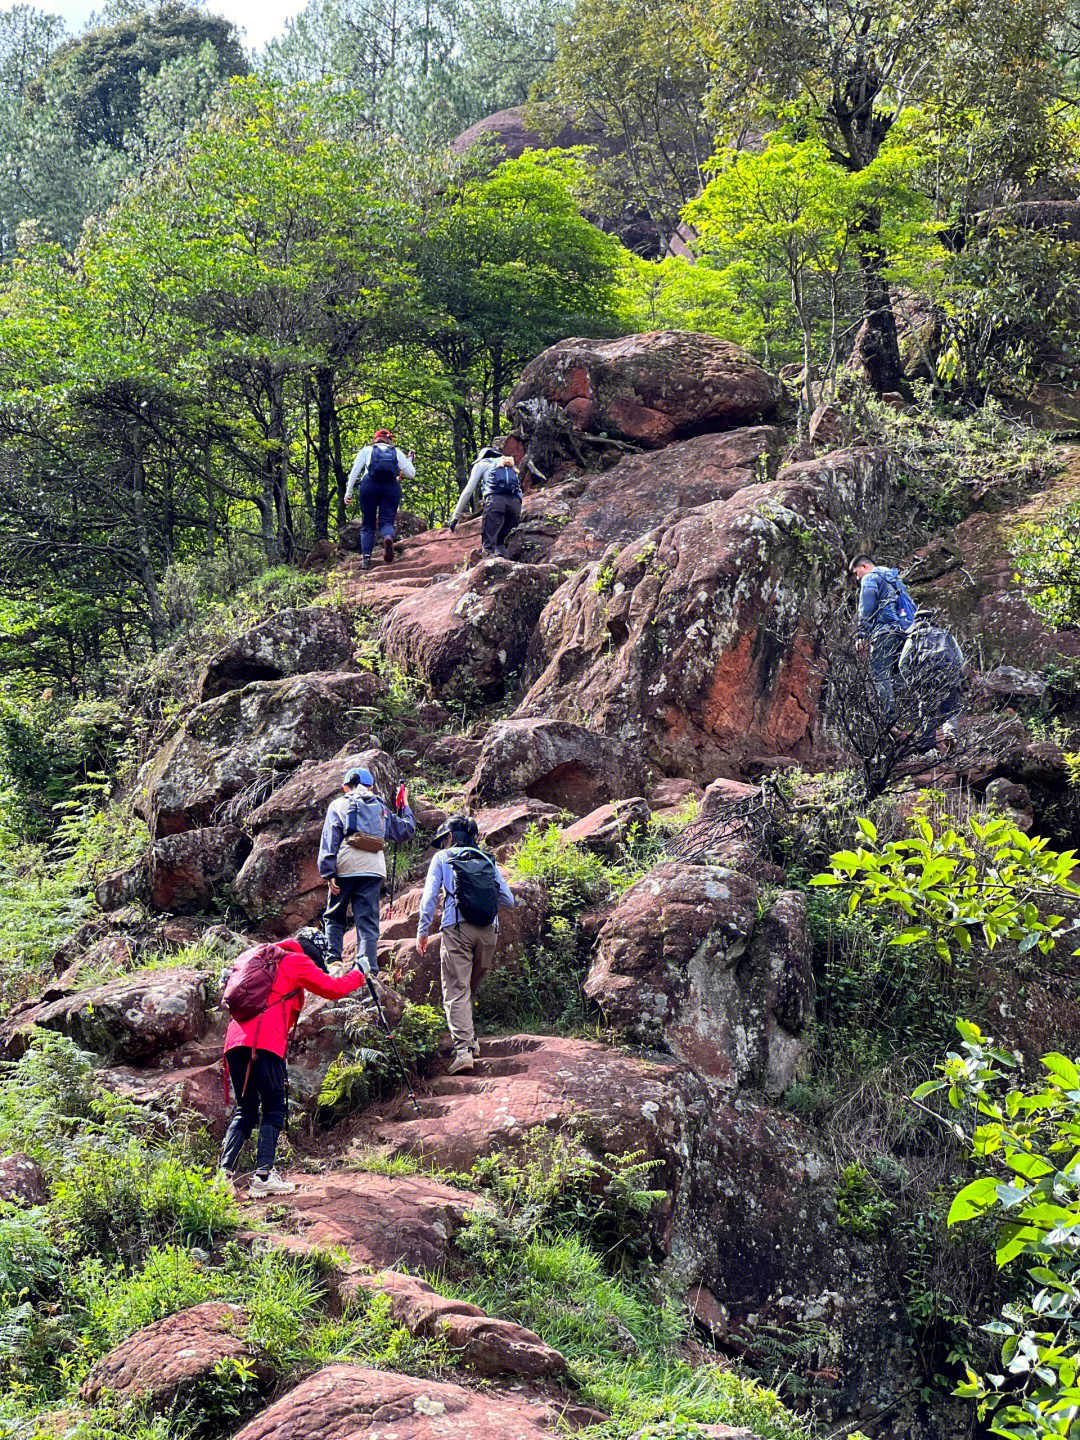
left=694, top=0, right=1073, bottom=391
left=531, top=0, right=712, bottom=243
left=687, top=132, right=927, bottom=412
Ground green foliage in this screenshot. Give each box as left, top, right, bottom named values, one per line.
left=919, top=1020, right=1080, bottom=1439
left=835, top=1162, right=897, bottom=1237
left=1013, top=500, right=1080, bottom=631
left=316, top=1001, right=444, bottom=1124
left=52, top=1146, right=236, bottom=1262
left=462, top=1126, right=666, bottom=1261
left=811, top=813, right=1080, bottom=965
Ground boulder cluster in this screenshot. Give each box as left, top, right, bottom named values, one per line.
left=9, top=329, right=1076, bottom=1440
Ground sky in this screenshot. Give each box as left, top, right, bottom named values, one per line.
left=1, top=0, right=309, bottom=49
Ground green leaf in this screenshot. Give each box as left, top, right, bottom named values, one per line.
left=949, top=1176, right=1001, bottom=1225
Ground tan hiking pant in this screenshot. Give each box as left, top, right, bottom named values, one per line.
left=439, top=921, right=497, bottom=1051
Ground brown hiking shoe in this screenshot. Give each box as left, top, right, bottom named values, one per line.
left=448, top=1049, right=475, bottom=1075
left=383, top=535, right=395, bottom=564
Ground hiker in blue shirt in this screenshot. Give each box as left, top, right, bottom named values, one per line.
left=317, top=766, right=415, bottom=975
left=416, top=815, right=515, bottom=1075
left=850, top=554, right=917, bottom=716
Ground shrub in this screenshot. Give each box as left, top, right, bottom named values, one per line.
left=52, top=1146, right=236, bottom=1262
left=316, top=1001, right=444, bottom=1125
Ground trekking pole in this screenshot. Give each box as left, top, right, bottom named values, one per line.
left=358, top=956, right=421, bottom=1117
left=388, top=782, right=406, bottom=916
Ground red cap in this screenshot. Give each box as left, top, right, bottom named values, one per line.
left=373, top=428, right=393, bottom=441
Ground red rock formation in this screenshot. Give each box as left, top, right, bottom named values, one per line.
left=80, top=1303, right=268, bottom=1407
left=508, top=332, right=785, bottom=448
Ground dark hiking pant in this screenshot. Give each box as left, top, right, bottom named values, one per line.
left=482, top=493, right=521, bottom=557
left=868, top=626, right=906, bottom=717
left=325, top=873, right=382, bottom=974
left=222, top=1048, right=287, bottom=1174
left=359, top=477, right=401, bottom=557
left=909, top=661, right=964, bottom=748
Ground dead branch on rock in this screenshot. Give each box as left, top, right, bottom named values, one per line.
left=506, top=397, right=640, bottom=481
left=808, top=608, right=1017, bottom=802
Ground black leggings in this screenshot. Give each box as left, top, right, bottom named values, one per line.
left=221, top=1048, right=287, bottom=1174
left=482, top=493, right=521, bottom=553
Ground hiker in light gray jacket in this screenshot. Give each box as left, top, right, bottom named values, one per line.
left=448, top=446, right=522, bottom=558
left=317, top=766, right=415, bottom=973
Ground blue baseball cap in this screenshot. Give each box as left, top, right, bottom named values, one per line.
left=344, top=767, right=374, bottom=788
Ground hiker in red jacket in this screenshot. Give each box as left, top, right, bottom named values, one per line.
left=221, top=928, right=364, bottom=1196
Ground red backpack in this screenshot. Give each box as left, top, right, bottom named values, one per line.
left=222, top=942, right=293, bottom=1022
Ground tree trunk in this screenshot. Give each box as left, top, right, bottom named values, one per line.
left=491, top=341, right=505, bottom=442
left=330, top=404, right=347, bottom=530
left=852, top=214, right=905, bottom=393
left=130, top=409, right=167, bottom=648
left=203, top=427, right=216, bottom=558
left=314, top=367, right=334, bottom=543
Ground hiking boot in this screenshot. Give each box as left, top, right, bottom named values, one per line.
left=217, top=1167, right=242, bottom=1193
left=468, top=1039, right=481, bottom=1058
left=249, top=1169, right=295, bottom=1197
left=383, top=535, right=395, bottom=564
left=494, top=545, right=510, bottom=559
left=361, top=555, right=372, bottom=572
left=448, top=1049, right=475, bottom=1075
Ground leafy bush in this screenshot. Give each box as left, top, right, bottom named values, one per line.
left=811, top=813, right=1080, bottom=964
left=461, top=1126, right=666, bottom=1263
left=834, top=1162, right=897, bottom=1237
left=0, top=1033, right=99, bottom=1162
left=316, top=1001, right=444, bottom=1125
left=52, top=1146, right=236, bottom=1261
left=917, top=1021, right=1080, bottom=1440
left=1012, top=498, right=1080, bottom=629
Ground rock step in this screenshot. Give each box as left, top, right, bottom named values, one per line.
left=230, top=1364, right=604, bottom=1440
left=349, top=1032, right=685, bottom=1176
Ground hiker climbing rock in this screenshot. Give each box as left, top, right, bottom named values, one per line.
left=416, top=814, right=515, bottom=1074
left=899, top=618, right=966, bottom=752
left=318, top=766, right=416, bottom=976
left=220, top=927, right=366, bottom=1195
left=850, top=553, right=918, bottom=715
left=345, top=428, right=416, bottom=571
left=448, top=445, right=523, bottom=558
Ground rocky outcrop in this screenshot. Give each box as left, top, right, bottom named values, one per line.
left=475, top=799, right=563, bottom=856
left=356, top=1034, right=685, bottom=1183
left=232, top=749, right=398, bottom=931
left=541, top=427, right=786, bottom=565
left=230, top=1365, right=571, bottom=1440
left=347, top=1271, right=566, bottom=1379
left=1, top=969, right=209, bottom=1061
left=248, top=1171, right=477, bottom=1273
left=508, top=331, right=785, bottom=448
left=80, top=1303, right=268, bottom=1407
left=382, top=558, right=563, bottom=700
left=0, top=1152, right=48, bottom=1205
left=198, top=607, right=354, bottom=701
left=587, top=863, right=814, bottom=1093
left=451, top=105, right=596, bottom=159
left=138, top=671, right=381, bottom=835
left=148, top=825, right=248, bottom=913
left=520, top=447, right=892, bottom=780
left=561, top=798, right=650, bottom=855
left=467, top=717, right=646, bottom=814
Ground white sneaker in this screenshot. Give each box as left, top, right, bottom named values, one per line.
left=448, top=1049, right=475, bottom=1075
left=249, top=1169, right=295, bottom=1197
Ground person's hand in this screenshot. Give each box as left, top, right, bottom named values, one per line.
left=417, top=934, right=428, bottom=955
left=448, top=519, right=457, bottom=533
left=329, top=877, right=340, bottom=895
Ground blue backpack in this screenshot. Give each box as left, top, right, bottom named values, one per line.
left=345, top=793, right=386, bottom=852
left=365, top=444, right=398, bottom=484
left=889, top=576, right=918, bottom=632
left=483, top=463, right=521, bottom=499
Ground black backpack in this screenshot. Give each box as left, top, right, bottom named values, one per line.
left=483, top=464, right=521, bottom=499
left=366, top=444, right=399, bottom=483
left=447, top=846, right=500, bottom=927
